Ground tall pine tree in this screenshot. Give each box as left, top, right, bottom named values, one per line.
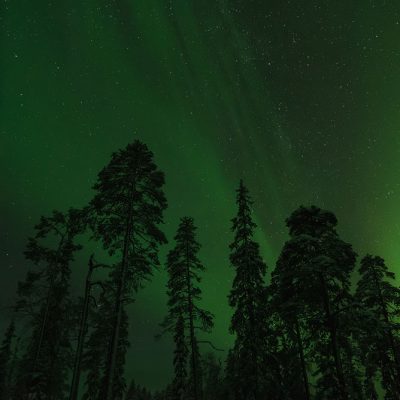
left=160, top=217, right=214, bottom=400
left=227, top=180, right=267, bottom=400
left=90, top=140, right=167, bottom=400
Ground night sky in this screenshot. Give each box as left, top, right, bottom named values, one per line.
left=1, top=0, right=400, bottom=391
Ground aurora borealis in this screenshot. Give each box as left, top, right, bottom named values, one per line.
left=1, top=0, right=400, bottom=391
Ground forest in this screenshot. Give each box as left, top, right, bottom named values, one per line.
left=0, top=140, right=399, bottom=400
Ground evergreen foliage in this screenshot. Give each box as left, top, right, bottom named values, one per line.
left=274, top=206, right=358, bottom=400
left=227, top=180, right=268, bottom=400
left=13, top=208, right=85, bottom=400
left=160, top=217, right=214, bottom=400
left=356, top=255, right=400, bottom=398
left=2, top=141, right=400, bottom=400
left=90, top=140, right=167, bottom=399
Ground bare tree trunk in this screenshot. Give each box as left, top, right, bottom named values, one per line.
left=26, top=271, right=55, bottom=400
left=319, top=274, right=347, bottom=400
left=103, top=197, right=133, bottom=400
left=68, top=256, right=95, bottom=400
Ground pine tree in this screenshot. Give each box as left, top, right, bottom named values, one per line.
left=90, top=140, right=167, bottom=400
left=14, top=208, right=85, bottom=400
left=160, top=217, right=214, bottom=400
left=227, top=180, right=267, bottom=400
left=0, top=320, right=16, bottom=400
left=275, top=206, right=358, bottom=400
left=356, top=255, right=400, bottom=399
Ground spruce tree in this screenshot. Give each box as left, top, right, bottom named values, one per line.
left=356, top=255, right=400, bottom=399
left=13, top=208, right=85, bottom=400
left=90, top=140, right=167, bottom=400
left=227, top=180, right=267, bottom=400
left=0, top=320, right=16, bottom=400
left=160, top=217, right=214, bottom=400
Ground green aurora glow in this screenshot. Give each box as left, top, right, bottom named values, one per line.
left=1, top=0, right=400, bottom=390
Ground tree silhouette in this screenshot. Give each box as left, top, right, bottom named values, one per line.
left=265, top=288, right=310, bottom=400
left=227, top=180, right=268, bottom=400
left=356, top=255, right=400, bottom=399
left=68, top=255, right=110, bottom=400
left=272, top=248, right=312, bottom=400
left=13, top=208, right=85, bottom=400
left=277, top=206, right=358, bottom=400
left=90, top=140, right=167, bottom=400
left=4, top=133, right=400, bottom=400
left=160, top=217, right=214, bottom=400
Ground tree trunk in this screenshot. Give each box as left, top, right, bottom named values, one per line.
left=26, top=266, right=56, bottom=400
left=25, top=233, right=68, bottom=400
left=294, top=318, right=311, bottom=400
left=319, top=274, right=347, bottom=400
left=103, top=196, right=133, bottom=400
left=68, top=256, right=95, bottom=400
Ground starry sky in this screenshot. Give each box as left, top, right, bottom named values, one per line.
left=1, top=0, right=400, bottom=391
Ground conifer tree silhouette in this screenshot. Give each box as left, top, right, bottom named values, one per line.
left=68, top=254, right=110, bottom=400
left=272, top=227, right=314, bottom=400
left=90, top=140, right=167, bottom=400
left=276, top=206, right=357, bottom=400
left=13, top=208, right=85, bottom=400
left=227, top=180, right=267, bottom=400
left=356, top=255, right=400, bottom=399
left=160, top=217, right=214, bottom=400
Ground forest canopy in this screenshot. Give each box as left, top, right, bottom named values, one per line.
left=0, top=141, right=399, bottom=400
